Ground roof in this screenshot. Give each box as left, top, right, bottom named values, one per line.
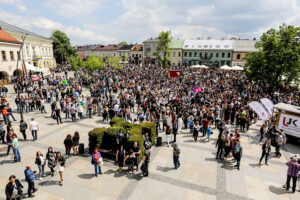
left=143, top=38, right=159, bottom=43
left=169, top=39, right=184, bottom=49
left=119, top=44, right=134, bottom=51
left=93, top=45, right=121, bottom=51
left=0, top=29, right=21, bottom=44
left=183, top=39, right=234, bottom=50
left=234, top=39, right=257, bottom=52
left=274, top=103, right=300, bottom=115
left=0, top=20, right=50, bottom=41
left=132, top=45, right=143, bottom=51
left=77, top=51, right=86, bottom=59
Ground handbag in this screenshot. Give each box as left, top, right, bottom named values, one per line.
left=97, top=157, right=103, bottom=166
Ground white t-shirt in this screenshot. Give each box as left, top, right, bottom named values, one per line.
left=30, top=121, right=38, bottom=130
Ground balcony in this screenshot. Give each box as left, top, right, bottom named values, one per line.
left=33, top=54, right=42, bottom=60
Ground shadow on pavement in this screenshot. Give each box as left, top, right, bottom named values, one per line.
left=39, top=180, right=60, bottom=186
left=156, top=165, right=175, bottom=172
left=269, top=185, right=287, bottom=195
left=78, top=173, right=95, bottom=179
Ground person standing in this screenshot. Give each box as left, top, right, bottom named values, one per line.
left=6, top=103, right=17, bottom=122
left=5, top=175, right=24, bottom=200
left=141, top=145, right=150, bottom=177
left=259, top=140, right=271, bottom=166
left=177, top=115, right=183, bottom=133
left=259, top=124, right=266, bottom=142
left=19, top=120, right=28, bottom=141
left=92, top=147, right=103, bottom=177
left=234, top=141, right=243, bottom=170
left=29, top=118, right=39, bottom=141
left=117, top=145, right=125, bottom=172
left=24, top=165, right=38, bottom=198
left=35, top=151, right=45, bottom=180
left=132, top=142, right=140, bottom=171
left=46, top=147, right=56, bottom=177
left=0, top=120, right=5, bottom=144
left=285, top=156, right=300, bottom=193
left=275, top=130, right=286, bottom=158
left=2, top=106, right=9, bottom=124
left=202, top=117, right=210, bottom=137
left=193, top=122, right=200, bottom=142
left=64, top=134, right=73, bottom=157
left=56, top=152, right=66, bottom=186
left=216, top=134, right=225, bottom=159
left=172, top=122, right=178, bottom=143
left=11, top=135, right=21, bottom=162
left=72, top=131, right=80, bottom=155
left=54, top=106, right=63, bottom=125
left=172, top=143, right=181, bottom=169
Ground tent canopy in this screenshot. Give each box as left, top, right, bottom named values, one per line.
left=220, top=65, right=231, bottom=70
left=231, top=65, right=244, bottom=71
left=25, top=62, right=42, bottom=72
left=190, top=65, right=201, bottom=69
left=199, top=65, right=209, bottom=69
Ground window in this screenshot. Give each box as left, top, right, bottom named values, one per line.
left=189, top=52, right=192, bottom=57
left=199, top=52, right=202, bottom=57
left=209, top=45, right=212, bottom=48
left=198, top=45, right=202, bottom=48
left=204, top=45, right=208, bottom=48
left=178, top=52, right=181, bottom=57
left=17, top=51, right=21, bottom=60
left=216, top=52, right=219, bottom=58
left=227, top=52, right=231, bottom=58
left=210, top=52, right=213, bottom=58
left=222, top=52, right=225, bottom=58
left=26, top=46, right=30, bottom=56
left=194, top=52, right=197, bottom=57
left=184, top=52, right=187, bottom=57
left=224, top=45, right=229, bottom=48
left=237, top=54, right=241, bottom=60
left=204, top=52, right=207, bottom=59
left=139, top=54, right=141, bottom=58
left=32, top=47, right=36, bottom=56
left=173, top=52, right=175, bottom=57
left=216, top=45, right=220, bottom=48
left=184, top=45, right=188, bottom=48
left=10, top=51, right=14, bottom=60
left=1, top=51, right=6, bottom=61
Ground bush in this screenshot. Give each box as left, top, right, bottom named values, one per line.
left=109, top=117, right=124, bottom=126
left=106, top=126, right=124, bottom=136
left=88, top=128, right=106, bottom=154
left=113, top=121, right=133, bottom=130
left=142, top=122, right=157, bottom=146
left=128, top=128, right=144, bottom=161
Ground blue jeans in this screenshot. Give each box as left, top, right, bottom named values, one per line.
left=6, top=144, right=11, bottom=155
left=94, top=164, right=102, bottom=176
left=32, top=130, right=37, bottom=140
left=13, top=147, right=21, bottom=162
left=173, top=155, right=180, bottom=168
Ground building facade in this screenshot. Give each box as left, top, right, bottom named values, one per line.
left=182, top=39, right=234, bottom=68
left=92, top=45, right=121, bottom=59
left=117, top=44, right=134, bottom=60
left=131, top=45, right=143, bottom=65
left=168, top=39, right=184, bottom=66
left=232, top=39, right=257, bottom=66
left=143, top=38, right=160, bottom=64
left=0, top=21, right=56, bottom=69
left=0, top=28, right=22, bottom=78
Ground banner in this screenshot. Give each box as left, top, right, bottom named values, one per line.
left=278, top=114, right=300, bottom=136
left=192, top=88, right=202, bottom=92
left=31, top=75, right=41, bottom=81
left=168, top=70, right=182, bottom=78
left=248, top=101, right=270, bottom=121
left=260, top=98, right=274, bottom=116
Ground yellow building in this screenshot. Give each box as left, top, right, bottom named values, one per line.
left=168, top=39, right=184, bottom=66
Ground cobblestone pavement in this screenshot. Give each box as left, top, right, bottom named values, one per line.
left=0, top=83, right=299, bottom=200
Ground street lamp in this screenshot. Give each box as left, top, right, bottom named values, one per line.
left=15, top=33, right=28, bottom=120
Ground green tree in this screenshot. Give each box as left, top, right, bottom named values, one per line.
left=244, top=24, right=300, bottom=89
left=50, top=30, right=76, bottom=65
left=108, top=56, right=124, bottom=70
left=85, top=55, right=99, bottom=72
left=69, top=55, right=84, bottom=71
left=124, top=53, right=128, bottom=62
left=96, top=56, right=106, bottom=71
left=118, top=41, right=127, bottom=46
left=153, top=31, right=172, bottom=67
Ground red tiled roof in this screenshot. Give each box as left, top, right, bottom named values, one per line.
left=0, top=29, right=21, bottom=44
left=77, top=50, right=85, bottom=59
left=132, top=45, right=143, bottom=51
left=94, top=45, right=121, bottom=51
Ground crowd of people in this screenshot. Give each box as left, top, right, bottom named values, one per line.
left=1, top=64, right=300, bottom=199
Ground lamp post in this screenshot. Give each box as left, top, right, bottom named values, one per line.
left=15, top=33, right=28, bottom=120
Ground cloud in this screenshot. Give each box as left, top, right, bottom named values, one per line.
left=16, top=4, right=28, bottom=12
left=0, top=0, right=16, bottom=4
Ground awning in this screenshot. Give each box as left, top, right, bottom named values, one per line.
left=25, top=62, right=42, bottom=72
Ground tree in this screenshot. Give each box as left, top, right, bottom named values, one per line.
left=244, top=24, right=300, bottom=89
left=50, top=30, right=76, bottom=65
left=153, top=31, right=172, bottom=67
left=69, top=55, right=84, bottom=71
left=84, top=55, right=106, bottom=72
left=108, top=56, right=124, bottom=70
left=118, top=41, right=127, bottom=46
left=123, top=53, right=128, bottom=62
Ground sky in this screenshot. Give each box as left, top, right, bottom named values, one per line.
left=0, top=0, right=299, bottom=45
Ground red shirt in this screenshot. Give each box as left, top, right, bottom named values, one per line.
left=202, top=119, right=209, bottom=128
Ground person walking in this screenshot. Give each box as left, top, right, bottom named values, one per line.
left=54, top=106, right=63, bottom=125
left=234, top=141, right=243, bottom=170
left=259, top=139, right=271, bottom=166
left=0, top=120, right=5, bottom=144
left=6, top=103, right=17, bottom=122
left=29, top=118, right=39, bottom=141
left=91, top=147, right=103, bottom=177
left=259, top=124, right=266, bottom=142
left=172, top=143, right=181, bottom=169
left=24, top=165, right=38, bottom=198
left=11, top=135, right=21, bottom=162
left=19, top=120, right=28, bottom=141
left=141, top=145, right=150, bottom=177
left=202, top=117, right=210, bottom=137
left=46, top=147, right=56, bottom=177
left=166, top=125, right=172, bottom=147
left=56, top=152, right=66, bottom=186
left=275, top=130, right=286, bottom=158
left=285, top=156, right=300, bottom=193
left=193, top=121, right=200, bottom=141
left=64, top=134, right=73, bottom=157
left=72, top=131, right=80, bottom=155
left=35, top=151, right=46, bottom=180
left=5, top=175, right=24, bottom=200
left=172, top=122, right=178, bottom=143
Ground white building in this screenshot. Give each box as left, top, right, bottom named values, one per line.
left=0, top=28, right=22, bottom=78
left=0, top=20, right=56, bottom=70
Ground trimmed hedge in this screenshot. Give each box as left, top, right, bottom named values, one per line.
left=88, top=118, right=157, bottom=161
